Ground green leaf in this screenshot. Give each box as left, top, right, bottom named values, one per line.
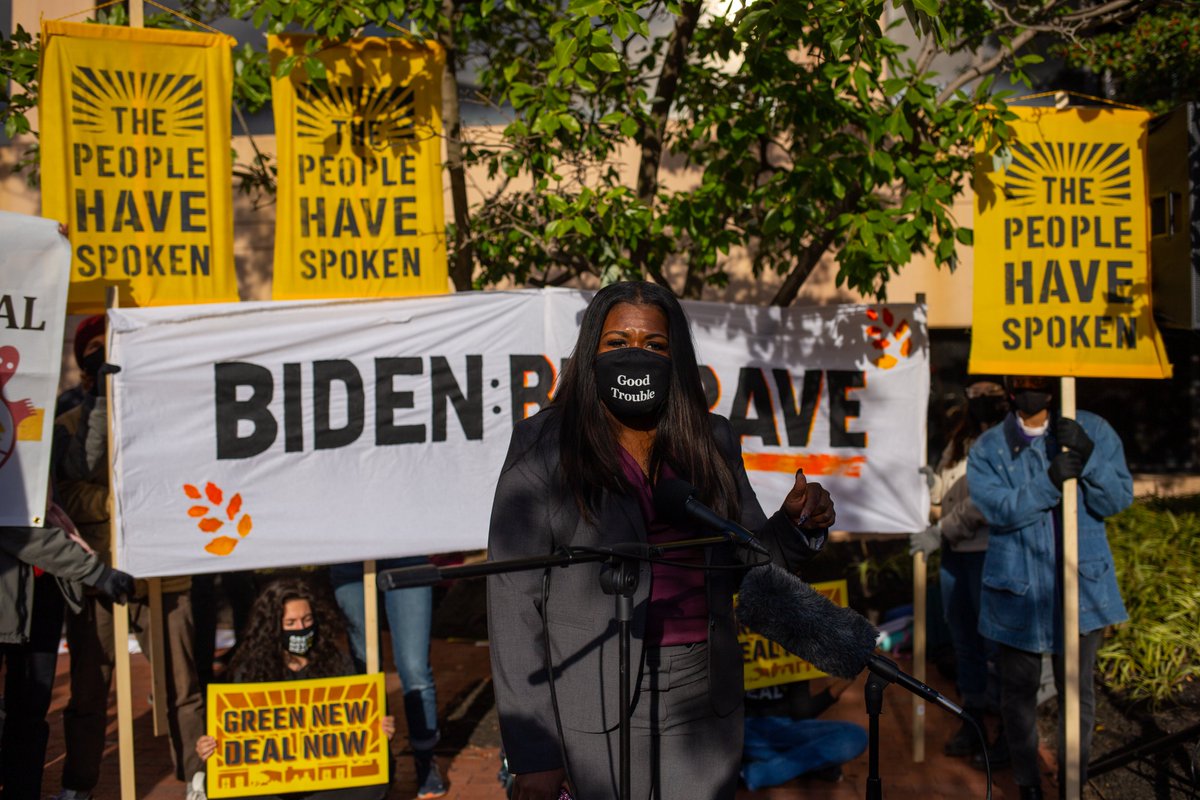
left=589, top=52, right=621, bottom=73
left=912, top=0, right=938, bottom=16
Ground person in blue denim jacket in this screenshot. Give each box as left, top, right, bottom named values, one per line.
left=967, top=375, right=1130, bottom=800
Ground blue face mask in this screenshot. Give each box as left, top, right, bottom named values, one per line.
left=282, top=625, right=315, bottom=656
left=594, top=348, right=671, bottom=419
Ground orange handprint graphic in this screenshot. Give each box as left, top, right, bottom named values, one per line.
left=863, top=307, right=913, bottom=370
left=183, top=481, right=253, bottom=556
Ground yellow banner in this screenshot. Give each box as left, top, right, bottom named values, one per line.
left=270, top=35, right=448, bottom=299
left=970, top=106, right=1171, bottom=378
left=39, top=21, right=237, bottom=313
left=739, top=579, right=848, bottom=690
left=206, top=673, right=389, bottom=798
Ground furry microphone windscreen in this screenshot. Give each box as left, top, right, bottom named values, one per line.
left=736, top=563, right=879, bottom=679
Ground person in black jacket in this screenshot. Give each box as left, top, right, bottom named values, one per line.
left=0, top=507, right=133, bottom=800
left=487, top=281, right=835, bottom=800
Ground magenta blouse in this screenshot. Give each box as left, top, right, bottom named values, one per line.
left=618, top=448, right=710, bottom=646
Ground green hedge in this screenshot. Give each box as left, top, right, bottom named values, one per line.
left=1099, top=495, right=1200, bottom=705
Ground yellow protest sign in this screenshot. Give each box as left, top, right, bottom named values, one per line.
left=270, top=35, right=448, bottom=300
left=206, top=673, right=389, bottom=798
left=39, top=21, right=238, bottom=313
left=739, top=580, right=849, bottom=690
left=970, top=106, right=1171, bottom=378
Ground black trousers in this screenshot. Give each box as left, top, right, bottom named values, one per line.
left=1, top=574, right=66, bottom=800
left=998, top=629, right=1103, bottom=790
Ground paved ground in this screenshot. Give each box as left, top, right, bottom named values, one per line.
left=34, top=638, right=1056, bottom=800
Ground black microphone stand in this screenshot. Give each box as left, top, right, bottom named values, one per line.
left=864, top=670, right=888, bottom=800
left=378, top=534, right=736, bottom=800
left=860, top=658, right=991, bottom=800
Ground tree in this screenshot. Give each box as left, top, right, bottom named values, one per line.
left=1052, top=4, right=1200, bottom=113
left=0, top=0, right=1168, bottom=303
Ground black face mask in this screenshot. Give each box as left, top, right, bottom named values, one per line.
left=594, top=348, right=672, bottom=419
left=282, top=625, right=316, bottom=656
left=968, top=395, right=1009, bottom=424
left=1011, top=389, right=1053, bottom=416
left=79, top=349, right=104, bottom=382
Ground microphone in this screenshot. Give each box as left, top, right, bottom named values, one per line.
left=376, top=563, right=443, bottom=590
left=736, top=564, right=967, bottom=718
left=653, top=478, right=771, bottom=557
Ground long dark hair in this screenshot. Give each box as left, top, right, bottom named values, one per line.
left=228, top=576, right=352, bottom=683
left=552, top=281, right=739, bottom=518
left=942, top=404, right=985, bottom=468
left=942, top=378, right=1007, bottom=467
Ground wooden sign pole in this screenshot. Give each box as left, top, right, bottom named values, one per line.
left=1061, top=376, right=1081, bottom=800
left=912, top=291, right=928, bottom=763
left=364, top=560, right=381, bottom=673
left=148, top=578, right=168, bottom=736
left=913, top=550, right=927, bottom=763
left=111, top=6, right=147, bottom=792
left=105, top=288, right=136, bottom=800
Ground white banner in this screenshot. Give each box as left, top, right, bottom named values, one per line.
left=0, top=212, right=72, bottom=526
left=110, top=289, right=929, bottom=577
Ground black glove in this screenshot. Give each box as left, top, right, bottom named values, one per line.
left=1048, top=451, right=1084, bottom=487
left=93, top=363, right=121, bottom=399
left=1056, top=417, right=1094, bottom=463
left=93, top=566, right=136, bottom=605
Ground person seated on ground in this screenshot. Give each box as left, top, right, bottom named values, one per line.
left=195, top=576, right=396, bottom=800
left=741, top=677, right=867, bottom=791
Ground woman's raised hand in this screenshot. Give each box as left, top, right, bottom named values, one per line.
left=782, top=470, right=835, bottom=530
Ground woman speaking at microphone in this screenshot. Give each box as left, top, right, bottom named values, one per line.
left=487, top=281, right=835, bottom=800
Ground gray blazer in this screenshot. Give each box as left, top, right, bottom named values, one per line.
left=486, top=409, right=825, bottom=773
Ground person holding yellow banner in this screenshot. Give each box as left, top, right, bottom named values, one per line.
left=194, top=576, right=396, bottom=800
left=967, top=376, right=1131, bottom=800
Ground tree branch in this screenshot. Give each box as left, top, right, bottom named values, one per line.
left=936, top=27, right=1038, bottom=103
left=440, top=0, right=475, bottom=292
left=769, top=230, right=840, bottom=306
left=631, top=0, right=702, bottom=289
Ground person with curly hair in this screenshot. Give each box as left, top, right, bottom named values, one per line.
left=194, top=576, right=396, bottom=800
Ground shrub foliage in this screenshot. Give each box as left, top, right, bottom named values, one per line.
left=1100, top=495, right=1200, bottom=705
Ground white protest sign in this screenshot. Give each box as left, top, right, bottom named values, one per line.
left=110, top=289, right=928, bottom=576
left=0, top=212, right=72, bottom=526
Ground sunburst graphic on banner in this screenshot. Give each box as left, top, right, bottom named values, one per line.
left=70, top=67, right=204, bottom=137
left=1002, top=141, right=1132, bottom=207
left=295, top=83, right=415, bottom=151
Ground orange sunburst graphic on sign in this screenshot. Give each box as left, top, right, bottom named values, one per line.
left=182, top=482, right=252, bottom=556
left=295, top=83, right=415, bottom=152
left=863, top=306, right=912, bottom=370
left=70, top=67, right=205, bottom=136
left=1002, top=141, right=1132, bottom=207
